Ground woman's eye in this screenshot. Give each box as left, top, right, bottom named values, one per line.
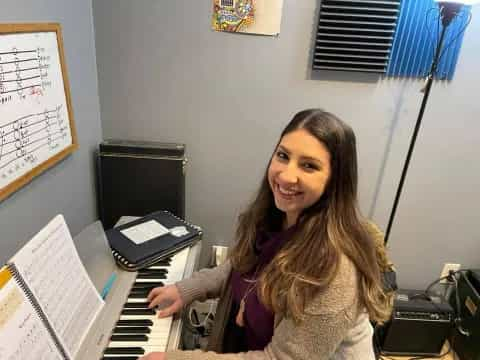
left=303, top=163, right=318, bottom=170
left=276, top=151, right=288, bottom=160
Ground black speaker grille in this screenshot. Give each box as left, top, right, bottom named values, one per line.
left=313, top=0, right=401, bottom=73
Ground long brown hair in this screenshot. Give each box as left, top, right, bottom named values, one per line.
left=229, top=109, right=391, bottom=324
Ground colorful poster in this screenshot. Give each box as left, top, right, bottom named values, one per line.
left=212, top=0, right=284, bottom=36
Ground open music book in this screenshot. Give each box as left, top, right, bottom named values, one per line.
left=0, top=215, right=104, bottom=360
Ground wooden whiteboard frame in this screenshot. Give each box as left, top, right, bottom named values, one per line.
left=0, top=23, right=78, bottom=201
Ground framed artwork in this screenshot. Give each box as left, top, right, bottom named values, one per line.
left=212, top=0, right=284, bottom=36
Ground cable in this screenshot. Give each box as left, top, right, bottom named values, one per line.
left=188, top=300, right=216, bottom=329
left=422, top=6, right=472, bottom=79
left=437, top=10, right=472, bottom=65
left=451, top=273, right=471, bottom=337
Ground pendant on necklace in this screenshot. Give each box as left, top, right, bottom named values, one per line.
left=235, top=299, right=246, bottom=327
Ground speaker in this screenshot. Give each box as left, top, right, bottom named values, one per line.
left=96, top=140, right=186, bottom=229
left=449, top=270, right=480, bottom=360
left=377, top=289, right=454, bottom=357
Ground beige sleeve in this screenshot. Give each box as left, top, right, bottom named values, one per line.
left=167, top=256, right=359, bottom=360
left=175, top=260, right=232, bottom=305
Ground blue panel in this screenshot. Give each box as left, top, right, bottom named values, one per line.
left=387, top=0, right=470, bottom=80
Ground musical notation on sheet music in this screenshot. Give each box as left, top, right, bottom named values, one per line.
left=9, top=215, right=104, bottom=358
left=0, top=273, right=64, bottom=360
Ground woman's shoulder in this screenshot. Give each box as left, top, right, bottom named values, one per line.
left=305, top=254, right=359, bottom=316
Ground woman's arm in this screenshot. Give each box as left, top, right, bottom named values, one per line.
left=165, top=256, right=366, bottom=360
left=175, top=260, right=232, bottom=305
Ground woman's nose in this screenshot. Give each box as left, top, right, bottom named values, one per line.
left=278, top=165, right=299, bottom=184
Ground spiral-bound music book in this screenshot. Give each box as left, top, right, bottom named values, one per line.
left=106, top=210, right=202, bottom=271
left=0, top=215, right=104, bottom=360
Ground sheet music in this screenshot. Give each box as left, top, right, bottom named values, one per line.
left=0, top=268, right=64, bottom=360
left=8, top=215, right=104, bottom=358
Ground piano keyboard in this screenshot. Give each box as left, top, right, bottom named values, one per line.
left=102, top=247, right=190, bottom=359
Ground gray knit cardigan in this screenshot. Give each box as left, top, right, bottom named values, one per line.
left=165, top=254, right=376, bottom=360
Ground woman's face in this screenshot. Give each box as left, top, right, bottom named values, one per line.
left=268, top=128, right=331, bottom=227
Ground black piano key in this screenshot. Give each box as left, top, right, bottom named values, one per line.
left=136, top=273, right=167, bottom=279
left=124, top=302, right=150, bottom=309
left=131, top=287, right=160, bottom=295
left=138, top=269, right=168, bottom=274
left=129, top=289, right=150, bottom=296
left=128, top=293, right=150, bottom=299
left=128, top=293, right=149, bottom=299
left=121, top=308, right=156, bottom=316
left=132, top=281, right=164, bottom=288
left=111, top=334, right=148, bottom=342
left=138, top=267, right=168, bottom=272
left=102, top=357, right=139, bottom=360
left=137, top=271, right=168, bottom=279
left=104, top=347, right=145, bottom=355
left=116, top=319, right=153, bottom=326
left=130, top=286, right=156, bottom=292
left=114, top=326, right=150, bottom=334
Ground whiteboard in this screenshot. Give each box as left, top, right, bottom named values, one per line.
left=0, top=23, right=77, bottom=201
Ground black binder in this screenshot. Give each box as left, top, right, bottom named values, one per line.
left=105, top=210, right=202, bottom=271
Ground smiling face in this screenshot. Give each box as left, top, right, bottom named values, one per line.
left=268, top=128, right=332, bottom=228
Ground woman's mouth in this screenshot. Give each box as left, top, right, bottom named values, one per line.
left=276, top=183, right=301, bottom=199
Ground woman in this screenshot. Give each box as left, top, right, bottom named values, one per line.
left=140, top=109, right=392, bottom=360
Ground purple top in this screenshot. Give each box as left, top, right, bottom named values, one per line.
left=231, top=226, right=295, bottom=351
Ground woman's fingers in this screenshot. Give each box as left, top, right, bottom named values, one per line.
left=147, top=289, right=169, bottom=309
left=147, top=287, right=164, bottom=303
left=157, top=299, right=182, bottom=318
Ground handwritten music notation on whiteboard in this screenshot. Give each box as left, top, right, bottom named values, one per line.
left=0, top=46, right=51, bottom=103
left=0, top=105, right=70, bottom=187
left=0, top=25, right=76, bottom=199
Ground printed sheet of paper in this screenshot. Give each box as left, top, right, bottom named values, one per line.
left=120, top=219, right=170, bottom=245
left=8, top=215, right=104, bottom=358
left=0, top=267, right=64, bottom=360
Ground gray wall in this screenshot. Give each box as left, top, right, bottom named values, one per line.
left=0, top=1, right=102, bottom=264
left=93, top=0, right=480, bottom=289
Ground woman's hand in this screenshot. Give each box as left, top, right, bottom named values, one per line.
left=138, top=351, right=165, bottom=360
left=147, top=285, right=184, bottom=317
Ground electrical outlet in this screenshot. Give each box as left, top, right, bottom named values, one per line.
left=440, top=263, right=461, bottom=283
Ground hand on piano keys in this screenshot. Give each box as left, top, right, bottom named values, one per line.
left=147, top=284, right=184, bottom=318
left=103, top=248, right=190, bottom=359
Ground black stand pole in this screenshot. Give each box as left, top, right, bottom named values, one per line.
left=384, top=3, right=461, bottom=245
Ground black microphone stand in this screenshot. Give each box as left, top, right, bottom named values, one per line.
left=384, top=2, right=464, bottom=245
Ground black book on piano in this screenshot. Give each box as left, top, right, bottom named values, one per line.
left=106, top=210, right=202, bottom=271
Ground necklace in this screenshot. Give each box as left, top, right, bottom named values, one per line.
left=235, top=269, right=259, bottom=327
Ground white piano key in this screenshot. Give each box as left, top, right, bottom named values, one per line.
left=105, top=344, right=167, bottom=352
left=126, top=297, right=149, bottom=303
left=134, top=278, right=166, bottom=283
left=112, top=331, right=170, bottom=338
left=107, top=317, right=173, bottom=354
left=108, top=339, right=168, bottom=348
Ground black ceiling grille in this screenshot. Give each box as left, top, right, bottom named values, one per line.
left=313, top=0, right=401, bottom=73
